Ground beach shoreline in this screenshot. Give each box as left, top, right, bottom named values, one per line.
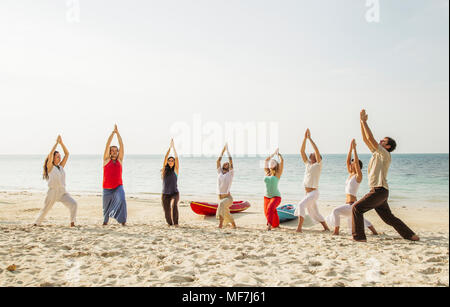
left=0, top=191, right=448, bottom=287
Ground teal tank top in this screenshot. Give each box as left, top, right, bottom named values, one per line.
left=264, top=176, right=281, bottom=198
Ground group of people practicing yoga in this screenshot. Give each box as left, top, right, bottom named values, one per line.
left=33, top=110, right=420, bottom=242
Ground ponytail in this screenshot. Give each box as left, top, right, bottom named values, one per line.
left=43, top=157, right=49, bottom=180
left=43, top=151, right=59, bottom=180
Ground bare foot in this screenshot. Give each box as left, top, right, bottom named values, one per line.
left=369, top=226, right=378, bottom=235
left=70, top=223, right=75, bottom=227
left=121, top=223, right=126, bottom=226
left=296, top=228, right=302, bottom=233
left=267, top=225, right=272, bottom=231
left=102, top=222, right=108, bottom=226
left=353, top=238, right=367, bottom=243
left=332, top=231, right=340, bottom=236
left=320, top=222, right=330, bottom=232
left=409, top=235, right=420, bottom=241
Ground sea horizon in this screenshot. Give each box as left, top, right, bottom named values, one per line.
left=1, top=154, right=448, bottom=208
left=1, top=153, right=448, bottom=156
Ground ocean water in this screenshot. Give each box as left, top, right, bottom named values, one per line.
left=0, top=154, right=448, bottom=207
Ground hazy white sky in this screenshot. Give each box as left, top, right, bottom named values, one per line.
left=0, top=0, right=448, bottom=155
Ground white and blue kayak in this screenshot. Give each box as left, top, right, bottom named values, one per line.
left=277, top=204, right=318, bottom=227
left=277, top=204, right=297, bottom=222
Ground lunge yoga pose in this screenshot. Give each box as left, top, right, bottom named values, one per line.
left=102, top=125, right=127, bottom=226
left=326, top=139, right=378, bottom=236
left=295, top=129, right=329, bottom=233
left=34, top=135, right=77, bottom=227
left=264, top=148, right=284, bottom=231
left=352, top=110, right=419, bottom=242
left=161, top=139, right=180, bottom=226
left=216, top=144, right=236, bottom=229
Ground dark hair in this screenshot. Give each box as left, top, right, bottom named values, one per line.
left=352, top=158, right=363, bottom=170
left=161, top=156, right=175, bottom=178
left=386, top=137, right=397, bottom=152
left=311, top=153, right=323, bottom=160
left=43, top=151, right=59, bottom=180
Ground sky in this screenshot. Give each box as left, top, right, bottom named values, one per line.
left=0, top=0, right=448, bottom=155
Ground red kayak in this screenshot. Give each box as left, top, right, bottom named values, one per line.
left=190, top=201, right=251, bottom=216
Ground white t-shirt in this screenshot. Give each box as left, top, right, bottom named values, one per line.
left=217, top=168, right=234, bottom=195
left=303, top=161, right=322, bottom=189
left=368, top=144, right=391, bottom=190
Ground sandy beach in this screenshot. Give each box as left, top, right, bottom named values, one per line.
left=0, top=191, right=448, bottom=287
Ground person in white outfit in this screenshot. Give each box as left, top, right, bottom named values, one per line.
left=216, top=143, right=236, bottom=229
left=326, top=139, right=378, bottom=236
left=295, top=129, right=330, bottom=233
left=33, top=135, right=77, bottom=227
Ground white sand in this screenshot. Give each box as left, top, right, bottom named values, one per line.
left=0, top=191, right=448, bottom=287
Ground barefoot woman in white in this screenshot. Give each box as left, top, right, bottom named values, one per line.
left=326, top=139, right=378, bottom=236
left=34, top=135, right=77, bottom=227
left=216, top=143, right=236, bottom=229
left=295, top=129, right=329, bottom=233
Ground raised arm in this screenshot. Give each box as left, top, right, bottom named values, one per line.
left=103, top=130, right=115, bottom=163
left=217, top=144, right=227, bottom=170
left=346, top=140, right=353, bottom=174
left=59, top=136, right=70, bottom=168
left=172, top=140, right=179, bottom=175
left=360, top=121, right=371, bottom=149
left=114, top=125, right=124, bottom=162
left=163, top=141, right=171, bottom=168
left=360, top=110, right=378, bottom=152
left=264, top=155, right=271, bottom=174
left=226, top=145, right=233, bottom=170
left=300, top=130, right=308, bottom=163
left=276, top=152, right=284, bottom=178
left=47, top=137, right=59, bottom=174
left=352, top=140, right=363, bottom=183
left=308, top=130, right=321, bottom=164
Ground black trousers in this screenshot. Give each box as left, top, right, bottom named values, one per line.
left=352, top=187, right=415, bottom=241
left=161, top=193, right=179, bottom=225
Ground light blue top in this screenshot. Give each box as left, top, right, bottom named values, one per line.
left=264, top=176, right=281, bottom=198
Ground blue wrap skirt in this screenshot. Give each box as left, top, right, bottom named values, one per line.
left=103, top=185, right=127, bottom=224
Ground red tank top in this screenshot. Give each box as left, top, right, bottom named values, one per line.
left=103, top=160, right=123, bottom=189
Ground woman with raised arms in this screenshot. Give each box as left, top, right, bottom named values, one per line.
left=326, top=139, right=378, bottom=236
left=34, top=135, right=78, bottom=227
left=264, top=148, right=284, bottom=231
left=295, top=129, right=329, bottom=233
left=102, top=124, right=127, bottom=226
left=216, top=143, right=236, bottom=229
left=161, top=139, right=180, bottom=227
